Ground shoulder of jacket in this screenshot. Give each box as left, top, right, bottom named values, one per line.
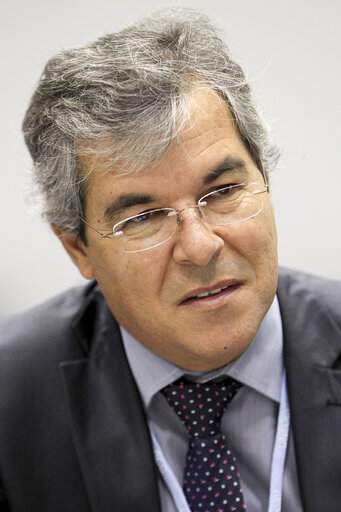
left=278, top=267, right=341, bottom=328
left=0, top=280, right=100, bottom=355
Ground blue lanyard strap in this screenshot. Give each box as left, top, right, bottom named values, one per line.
left=267, top=371, right=290, bottom=512
left=149, top=426, right=191, bottom=512
left=149, top=371, right=290, bottom=512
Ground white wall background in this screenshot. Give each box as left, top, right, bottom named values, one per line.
left=1, top=0, right=340, bottom=315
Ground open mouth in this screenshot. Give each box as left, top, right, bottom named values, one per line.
left=180, top=282, right=242, bottom=305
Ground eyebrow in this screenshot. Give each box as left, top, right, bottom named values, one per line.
left=103, top=193, right=155, bottom=221
left=202, top=157, right=248, bottom=185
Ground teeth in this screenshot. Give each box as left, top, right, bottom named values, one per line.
left=209, top=288, right=223, bottom=296
left=194, top=285, right=228, bottom=299
left=196, top=291, right=210, bottom=298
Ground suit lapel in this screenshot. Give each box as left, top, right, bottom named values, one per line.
left=60, top=291, right=161, bottom=512
left=278, top=270, right=341, bottom=512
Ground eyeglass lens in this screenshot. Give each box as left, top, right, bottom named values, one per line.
left=117, top=182, right=265, bottom=253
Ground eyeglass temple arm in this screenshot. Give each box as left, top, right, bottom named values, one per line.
left=253, top=183, right=269, bottom=195
left=79, top=216, right=111, bottom=238
left=258, top=162, right=270, bottom=191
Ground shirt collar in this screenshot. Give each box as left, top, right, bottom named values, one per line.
left=120, top=295, right=283, bottom=409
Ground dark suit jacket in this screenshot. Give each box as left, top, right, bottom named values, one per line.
left=0, top=268, right=340, bottom=512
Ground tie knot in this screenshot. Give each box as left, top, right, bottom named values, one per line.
left=162, top=378, right=242, bottom=438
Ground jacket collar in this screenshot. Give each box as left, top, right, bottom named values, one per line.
left=60, top=284, right=161, bottom=512
left=278, top=268, right=341, bottom=512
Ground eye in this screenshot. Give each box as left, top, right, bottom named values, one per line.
left=205, top=183, right=244, bottom=197
left=121, top=210, right=157, bottom=232
left=126, top=211, right=152, bottom=225
left=116, top=208, right=169, bottom=236
left=214, top=184, right=238, bottom=195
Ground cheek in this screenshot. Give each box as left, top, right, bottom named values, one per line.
left=84, top=240, right=127, bottom=300
left=228, top=223, right=270, bottom=260
left=225, top=207, right=277, bottom=278
left=248, top=200, right=277, bottom=256
left=246, top=213, right=278, bottom=301
left=91, top=244, right=166, bottom=305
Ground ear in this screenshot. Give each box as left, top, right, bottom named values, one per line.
left=51, top=224, right=95, bottom=280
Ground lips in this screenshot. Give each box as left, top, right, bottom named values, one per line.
left=179, top=280, right=242, bottom=305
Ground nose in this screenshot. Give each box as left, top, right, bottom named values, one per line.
left=172, top=207, right=224, bottom=266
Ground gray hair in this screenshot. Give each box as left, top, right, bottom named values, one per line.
left=23, top=7, right=279, bottom=238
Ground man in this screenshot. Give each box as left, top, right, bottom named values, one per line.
left=0, top=7, right=340, bottom=512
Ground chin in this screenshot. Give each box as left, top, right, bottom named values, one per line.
left=177, top=332, right=253, bottom=372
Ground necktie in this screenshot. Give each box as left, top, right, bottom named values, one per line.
left=162, top=378, right=246, bottom=512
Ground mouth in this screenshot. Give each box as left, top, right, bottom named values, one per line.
left=179, top=280, right=243, bottom=307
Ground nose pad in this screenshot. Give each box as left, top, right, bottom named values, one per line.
left=197, top=207, right=205, bottom=219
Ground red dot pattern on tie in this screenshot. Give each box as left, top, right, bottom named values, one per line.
left=162, top=378, right=246, bottom=512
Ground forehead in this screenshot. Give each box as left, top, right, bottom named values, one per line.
left=80, top=90, right=257, bottom=206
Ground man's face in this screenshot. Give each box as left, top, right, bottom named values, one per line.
left=73, top=89, right=278, bottom=371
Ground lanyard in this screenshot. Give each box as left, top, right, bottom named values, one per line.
left=267, top=371, right=291, bottom=512
left=149, top=425, right=191, bottom=512
left=149, top=371, right=290, bottom=512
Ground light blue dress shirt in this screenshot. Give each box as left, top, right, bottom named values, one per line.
left=120, top=296, right=303, bottom=512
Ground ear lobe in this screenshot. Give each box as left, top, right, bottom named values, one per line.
left=51, top=224, right=95, bottom=280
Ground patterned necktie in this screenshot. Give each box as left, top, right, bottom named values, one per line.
left=162, top=378, right=246, bottom=512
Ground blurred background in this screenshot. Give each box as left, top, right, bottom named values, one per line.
left=1, top=0, right=340, bottom=314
